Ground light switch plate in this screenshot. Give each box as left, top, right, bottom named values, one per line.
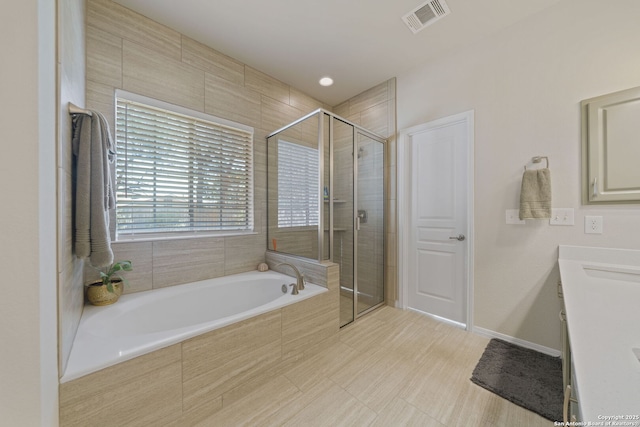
left=506, top=209, right=525, bottom=225
left=549, top=208, right=575, bottom=226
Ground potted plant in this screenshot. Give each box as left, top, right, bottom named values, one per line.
left=85, top=260, right=133, bottom=306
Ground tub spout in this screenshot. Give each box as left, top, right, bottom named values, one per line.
left=276, top=263, right=305, bottom=291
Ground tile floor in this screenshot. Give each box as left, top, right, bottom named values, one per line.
left=196, top=306, right=552, bottom=426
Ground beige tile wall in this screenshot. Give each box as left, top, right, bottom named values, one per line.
left=79, top=0, right=331, bottom=294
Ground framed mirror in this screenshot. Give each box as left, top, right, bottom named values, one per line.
left=582, top=86, right=640, bottom=204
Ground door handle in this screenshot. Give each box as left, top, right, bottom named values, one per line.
left=592, top=177, right=598, bottom=197
left=449, top=234, right=465, bottom=241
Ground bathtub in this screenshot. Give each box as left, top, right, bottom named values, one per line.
left=61, top=270, right=327, bottom=383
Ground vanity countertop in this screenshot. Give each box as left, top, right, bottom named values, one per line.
left=558, top=245, right=640, bottom=423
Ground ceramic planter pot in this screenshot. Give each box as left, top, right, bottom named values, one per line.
left=85, top=280, right=123, bottom=306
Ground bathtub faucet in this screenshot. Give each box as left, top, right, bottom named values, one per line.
left=276, top=263, right=305, bottom=293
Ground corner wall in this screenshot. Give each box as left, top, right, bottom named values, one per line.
left=58, top=0, right=86, bottom=376
left=397, top=0, right=640, bottom=350
left=0, top=0, right=58, bottom=424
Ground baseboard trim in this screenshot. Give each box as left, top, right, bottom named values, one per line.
left=407, top=307, right=467, bottom=330
left=473, top=327, right=561, bottom=358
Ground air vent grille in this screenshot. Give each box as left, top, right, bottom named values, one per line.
left=402, top=0, right=450, bottom=34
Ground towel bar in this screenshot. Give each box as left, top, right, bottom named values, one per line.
left=68, top=102, right=92, bottom=116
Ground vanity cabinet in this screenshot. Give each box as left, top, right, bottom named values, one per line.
left=559, top=291, right=580, bottom=422
left=558, top=245, right=640, bottom=422
left=582, top=86, right=640, bottom=204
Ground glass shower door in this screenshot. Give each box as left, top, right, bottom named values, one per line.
left=355, top=132, right=385, bottom=315
left=334, top=118, right=355, bottom=327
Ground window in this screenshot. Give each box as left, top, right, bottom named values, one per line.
left=277, top=139, right=319, bottom=228
left=115, top=92, right=253, bottom=239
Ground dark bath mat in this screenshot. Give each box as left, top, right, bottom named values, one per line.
left=470, top=338, right=563, bottom=422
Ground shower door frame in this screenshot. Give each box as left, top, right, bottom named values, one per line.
left=267, top=108, right=387, bottom=325
left=350, top=128, right=387, bottom=321
left=326, top=112, right=387, bottom=325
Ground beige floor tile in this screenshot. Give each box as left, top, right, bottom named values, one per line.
left=284, top=340, right=360, bottom=391
left=342, top=348, right=419, bottom=412
left=399, top=353, right=468, bottom=425
left=328, top=344, right=391, bottom=389
left=450, top=380, right=550, bottom=427
left=339, top=315, right=395, bottom=352
left=372, top=397, right=446, bottom=427
left=379, top=319, right=444, bottom=365
left=260, top=378, right=342, bottom=426
left=280, top=379, right=378, bottom=427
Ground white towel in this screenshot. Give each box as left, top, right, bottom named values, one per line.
left=72, top=111, right=116, bottom=267
left=519, top=168, right=552, bottom=220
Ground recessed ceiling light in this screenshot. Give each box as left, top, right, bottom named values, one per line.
left=319, top=77, right=334, bottom=87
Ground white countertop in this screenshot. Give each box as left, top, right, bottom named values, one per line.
left=558, top=245, right=640, bottom=422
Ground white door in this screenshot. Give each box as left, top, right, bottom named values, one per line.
left=401, top=112, right=472, bottom=325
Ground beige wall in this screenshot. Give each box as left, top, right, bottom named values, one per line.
left=58, top=0, right=86, bottom=376
left=0, top=0, right=58, bottom=425
left=397, top=0, right=640, bottom=350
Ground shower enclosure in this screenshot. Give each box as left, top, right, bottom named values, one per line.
left=267, top=109, right=386, bottom=326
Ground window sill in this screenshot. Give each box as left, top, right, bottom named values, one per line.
left=115, top=230, right=259, bottom=243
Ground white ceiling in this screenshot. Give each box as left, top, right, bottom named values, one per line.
left=113, top=0, right=562, bottom=106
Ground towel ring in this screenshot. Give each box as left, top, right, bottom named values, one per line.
left=524, top=156, right=549, bottom=171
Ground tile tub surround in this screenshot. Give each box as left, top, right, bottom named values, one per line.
left=62, top=271, right=329, bottom=383
left=60, top=260, right=340, bottom=426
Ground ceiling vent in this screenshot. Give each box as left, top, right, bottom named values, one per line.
left=402, top=0, right=450, bottom=34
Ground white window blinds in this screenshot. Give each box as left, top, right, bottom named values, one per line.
left=115, top=94, right=253, bottom=238
left=277, top=140, right=319, bottom=228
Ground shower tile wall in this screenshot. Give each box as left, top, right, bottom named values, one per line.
left=334, top=79, right=398, bottom=304
left=356, top=138, right=385, bottom=304
left=60, top=0, right=331, bottom=372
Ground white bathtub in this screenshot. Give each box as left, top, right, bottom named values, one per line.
left=61, top=270, right=327, bottom=383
